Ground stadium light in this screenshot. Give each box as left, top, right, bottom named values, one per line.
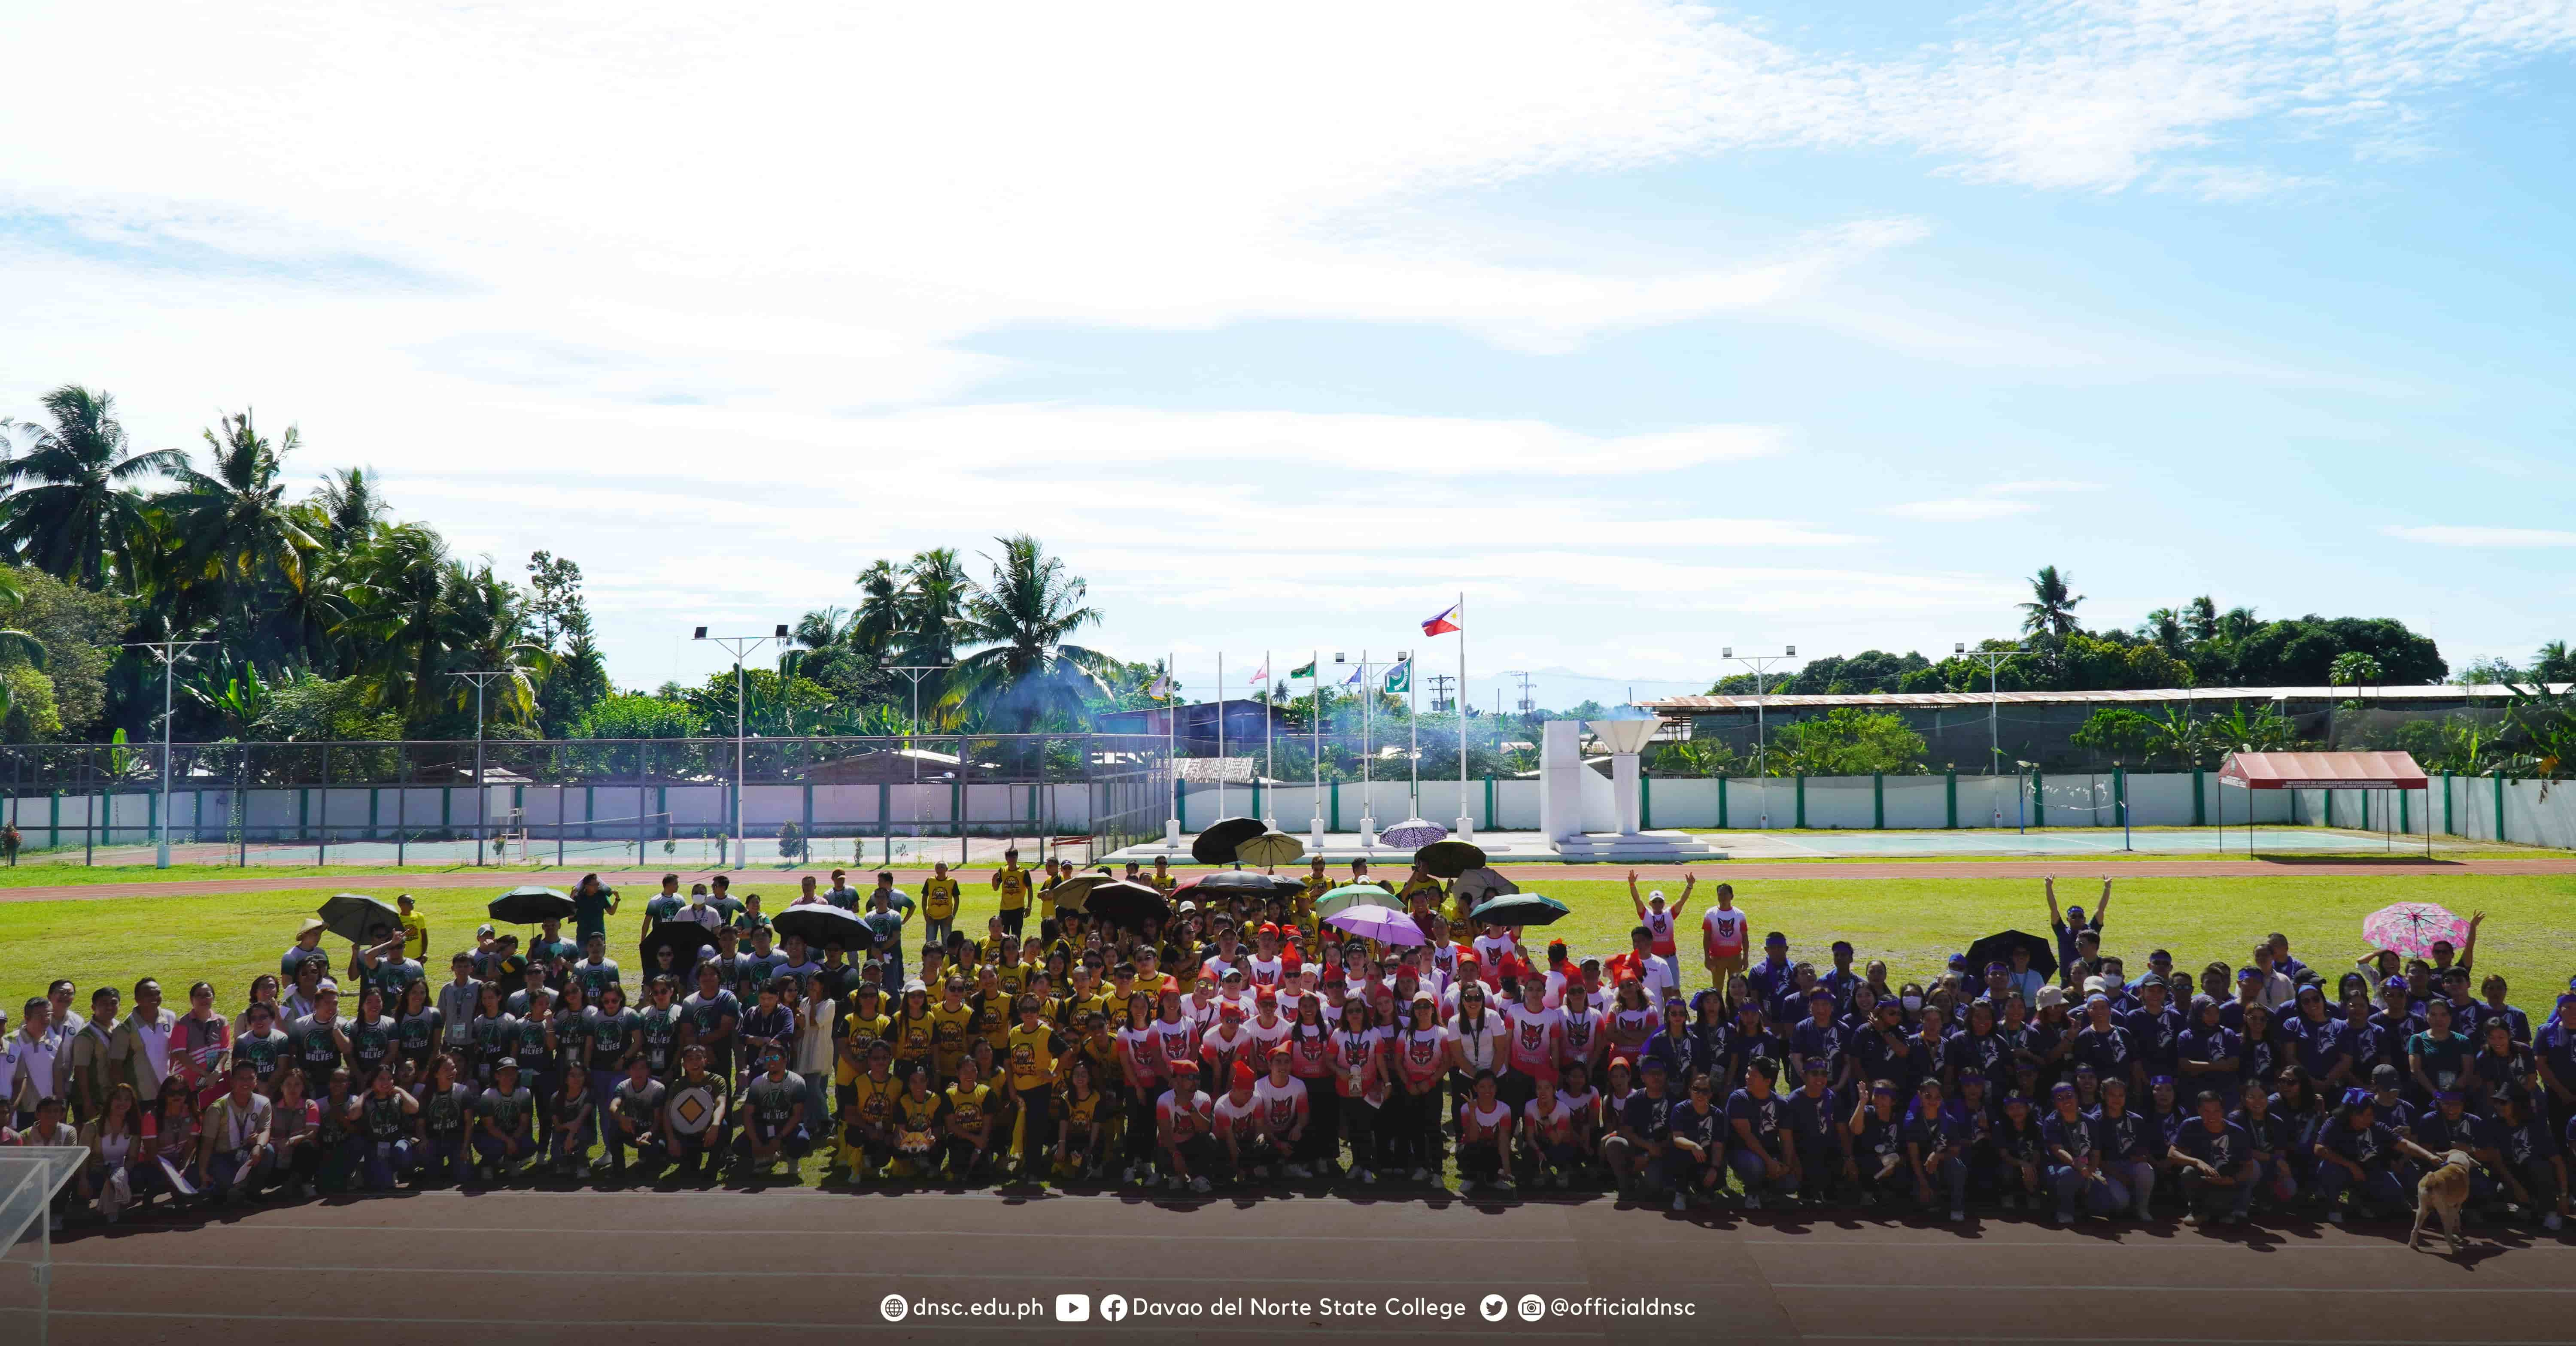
left=696, top=625, right=787, bottom=867
left=1727, top=646, right=1797, bottom=828
left=125, top=639, right=214, bottom=868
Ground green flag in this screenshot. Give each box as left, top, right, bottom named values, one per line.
left=1290, top=659, right=1315, bottom=679
left=1382, top=658, right=1411, bottom=694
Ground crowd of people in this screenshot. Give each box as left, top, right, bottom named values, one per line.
left=5, top=856, right=2572, bottom=1240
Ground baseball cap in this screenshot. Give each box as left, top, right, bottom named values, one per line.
left=1269, top=1045, right=1291, bottom=1060
left=495, top=1056, right=519, bottom=1071
left=1640, top=1058, right=1668, bottom=1073
left=1169, top=1059, right=1198, bottom=1075
left=1219, top=1004, right=1246, bottom=1022
left=476, top=922, right=495, bottom=937
left=2371, top=1064, right=2402, bottom=1088
left=2382, top=976, right=2410, bottom=994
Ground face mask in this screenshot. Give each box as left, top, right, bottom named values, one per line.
left=2102, top=974, right=2126, bottom=991
left=1901, top=995, right=1924, bottom=1013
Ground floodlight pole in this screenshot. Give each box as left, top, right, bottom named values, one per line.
left=1724, top=646, right=1794, bottom=829
left=450, top=670, right=516, bottom=866
left=125, top=639, right=213, bottom=868
left=695, top=626, right=786, bottom=868
left=890, top=665, right=950, bottom=861
left=1956, top=642, right=2026, bottom=823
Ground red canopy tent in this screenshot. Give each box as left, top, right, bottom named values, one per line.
left=2215, top=751, right=2430, bottom=854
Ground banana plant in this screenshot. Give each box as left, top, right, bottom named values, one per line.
left=185, top=661, right=274, bottom=738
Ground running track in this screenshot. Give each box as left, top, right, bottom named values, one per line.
left=3, top=858, right=2573, bottom=904
left=10, top=1188, right=2576, bottom=1345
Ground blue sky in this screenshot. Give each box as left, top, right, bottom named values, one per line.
left=2, top=0, right=2571, bottom=709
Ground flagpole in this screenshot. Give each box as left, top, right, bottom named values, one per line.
left=1263, top=649, right=1274, bottom=828
left=1309, top=649, right=1322, bottom=849
left=1217, top=651, right=1226, bottom=825
left=1456, top=591, right=1471, bottom=842
left=1360, top=648, right=1376, bottom=849
left=1163, top=652, right=1179, bottom=849
left=1407, top=653, right=1419, bottom=819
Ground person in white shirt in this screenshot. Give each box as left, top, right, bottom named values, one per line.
left=1700, top=884, right=1751, bottom=990
left=1251, top=1048, right=1312, bottom=1178
left=1500, top=978, right=1564, bottom=1114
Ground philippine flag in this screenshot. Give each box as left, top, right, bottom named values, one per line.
left=1421, top=603, right=1461, bottom=637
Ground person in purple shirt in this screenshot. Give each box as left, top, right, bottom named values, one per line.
left=2489, top=1087, right=2566, bottom=1231
left=2072, top=994, right=2144, bottom=1097
left=2265, top=933, right=2311, bottom=987
left=1789, top=989, right=1849, bottom=1092
left=2470, top=1020, right=2540, bottom=1111
left=1746, top=933, right=1794, bottom=1007
left=1903, top=1076, right=1968, bottom=1222
left=2314, top=1086, right=2444, bottom=1223
left=1640, top=1000, right=1705, bottom=1086
left=2338, top=992, right=2396, bottom=1089
left=1719, top=1000, right=1781, bottom=1091
left=2089, top=1076, right=2157, bottom=1222
left=1991, top=1090, right=2046, bottom=1210
left=2230, top=1086, right=2297, bottom=1211
left=2177, top=997, right=2242, bottom=1107
left=2124, top=976, right=2183, bottom=1082
left=2538, top=993, right=2576, bottom=1122
left=1855, top=1000, right=1919, bottom=1100
left=2436, top=969, right=2484, bottom=1043
left=2237, top=1002, right=2287, bottom=1103
left=1724, top=1057, right=1794, bottom=1208
left=1953, top=1001, right=2009, bottom=1094
left=1784, top=1058, right=1849, bottom=1204
left=2286, top=985, right=2351, bottom=1089
left=2170, top=1089, right=2259, bottom=1224
left=2366, top=1063, right=2420, bottom=1143
left=1847, top=1081, right=1907, bottom=1205
left=2041, top=1082, right=2121, bottom=1222
left=2411, top=1090, right=2499, bottom=1206
left=2477, top=974, right=2530, bottom=1046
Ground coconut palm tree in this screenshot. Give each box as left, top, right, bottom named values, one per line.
left=311, top=466, right=389, bottom=551
left=943, top=534, right=1113, bottom=731
left=899, top=548, right=969, bottom=667
left=851, top=559, right=905, bottom=656
left=2018, top=565, right=2084, bottom=639
left=2183, top=596, right=2219, bottom=644
left=338, top=523, right=464, bottom=721
left=0, top=385, right=188, bottom=588
left=2534, top=640, right=2573, bottom=685
left=161, top=409, right=319, bottom=664
left=2142, top=607, right=2187, bottom=655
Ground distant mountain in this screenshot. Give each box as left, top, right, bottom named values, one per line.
left=1500, top=666, right=1710, bottom=715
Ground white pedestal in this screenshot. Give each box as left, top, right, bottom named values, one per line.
left=1359, top=815, right=1377, bottom=848
left=1611, top=752, right=1642, bottom=835
left=1454, top=816, right=1474, bottom=844
left=1164, top=818, right=1181, bottom=847
left=1309, top=816, right=1326, bottom=851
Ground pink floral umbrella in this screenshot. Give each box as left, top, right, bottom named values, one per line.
left=2361, top=901, right=2468, bottom=959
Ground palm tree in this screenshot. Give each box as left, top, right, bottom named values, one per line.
left=2142, top=607, right=2187, bottom=655
left=2534, top=640, right=2573, bottom=685
left=2183, top=596, right=2219, bottom=644
left=440, top=564, right=553, bottom=724
left=338, top=523, right=463, bottom=721
left=899, top=548, right=969, bottom=667
left=2215, top=605, right=2261, bottom=643
left=850, top=559, right=906, bottom=656
left=311, top=466, right=389, bottom=551
left=2018, top=565, right=2084, bottom=639
left=943, top=534, right=1113, bottom=731
left=0, top=385, right=187, bottom=588
left=163, top=409, right=318, bottom=663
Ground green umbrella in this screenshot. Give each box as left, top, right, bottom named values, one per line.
left=1313, top=882, right=1397, bottom=919
left=1468, top=893, right=1570, bottom=928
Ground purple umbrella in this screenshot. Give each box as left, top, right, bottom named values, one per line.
left=1324, top=903, right=1424, bottom=947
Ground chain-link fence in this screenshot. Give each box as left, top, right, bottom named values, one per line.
left=0, top=734, right=1170, bottom=868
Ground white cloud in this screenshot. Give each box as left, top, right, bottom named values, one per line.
left=2384, top=525, right=2576, bottom=548
left=1877, top=478, right=2102, bottom=521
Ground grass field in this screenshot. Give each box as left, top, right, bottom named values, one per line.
left=9, top=872, right=2574, bottom=1020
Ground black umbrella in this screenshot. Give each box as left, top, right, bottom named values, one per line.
left=1963, top=929, right=2058, bottom=981
left=1085, top=879, right=1171, bottom=929
left=1047, top=873, right=1113, bottom=912
left=1469, top=893, right=1570, bottom=927
left=1177, top=870, right=1304, bottom=898
left=638, top=921, right=717, bottom=985
left=1414, top=839, right=1487, bottom=879
left=487, top=886, right=574, bottom=926
left=316, top=893, right=402, bottom=946
left=773, top=904, right=873, bottom=950
left=1188, top=816, right=1267, bottom=866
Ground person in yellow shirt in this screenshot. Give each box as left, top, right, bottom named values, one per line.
left=929, top=980, right=975, bottom=1084
left=991, top=850, right=1030, bottom=936
left=1394, top=864, right=1443, bottom=913
left=1054, top=1054, right=1109, bottom=1181
left=941, top=1057, right=996, bottom=1183
left=971, top=968, right=1015, bottom=1054
left=1297, top=858, right=1331, bottom=921
left=397, top=894, right=429, bottom=961
left=892, top=1064, right=945, bottom=1179
left=836, top=1040, right=900, bottom=1182
left=1149, top=856, right=1176, bottom=894
left=891, top=984, right=937, bottom=1084
left=1004, top=994, right=1068, bottom=1183
left=918, top=863, right=961, bottom=946
left=1036, top=857, right=1065, bottom=925
left=834, top=985, right=891, bottom=1112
